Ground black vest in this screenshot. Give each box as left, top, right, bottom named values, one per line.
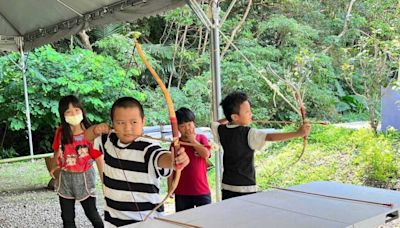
left=218, top=125, right=256, bottom=186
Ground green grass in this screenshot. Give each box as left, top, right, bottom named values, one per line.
left=0, top=160, right=50, bottom=192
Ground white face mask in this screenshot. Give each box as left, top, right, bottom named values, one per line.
left=65, top=113, right=83, bottom=126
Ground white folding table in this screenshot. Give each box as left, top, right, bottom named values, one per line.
left=128, top=181, right=400, bottom=228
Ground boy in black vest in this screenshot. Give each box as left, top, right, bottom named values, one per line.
left=211, top=91, right=310, bottom=200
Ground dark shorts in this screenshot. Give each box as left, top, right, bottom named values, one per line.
left=175, top=194, right=212, bottom=212
left=222, top=189, right=256, bottom=200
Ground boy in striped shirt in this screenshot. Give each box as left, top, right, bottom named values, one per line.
left=88, top=97, right=189, bottom=227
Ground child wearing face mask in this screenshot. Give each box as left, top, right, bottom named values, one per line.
left=50, top=95, right=104, bottom=228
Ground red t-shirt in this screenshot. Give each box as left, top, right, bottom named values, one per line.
left=174, top=134, right=211, bottom=195
left=52, top=127, right=102, bottom=172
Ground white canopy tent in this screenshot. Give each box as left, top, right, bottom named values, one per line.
left=0, top=0, right=223, bottom=200
left=0, top=0, right=186, bottom=51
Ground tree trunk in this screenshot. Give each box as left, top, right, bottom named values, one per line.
left=77, top=30, right=93, bottom=51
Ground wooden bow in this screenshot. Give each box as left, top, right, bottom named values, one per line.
left=130, top=33, right=182, bottom=221
left=264, top=85, right=309, bottom=177
left=292, top=90, right=307, bottom=166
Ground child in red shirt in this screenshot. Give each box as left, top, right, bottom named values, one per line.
left=168, top=107, right=212, bottom=212
left=50, top=95, right=104, bottom=228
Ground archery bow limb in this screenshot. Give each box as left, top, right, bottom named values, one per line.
left=290, top=90, right=308, bottom=166
left=265, top=89, right=309, bottom=177
left=299, top=99, right=308, bottom=160
left=131, top=34, right=182, bottom=221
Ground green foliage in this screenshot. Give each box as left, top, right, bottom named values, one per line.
left=256, top=125, right=400, bottom=189
left=164, top=7, right=197, bottom=26
left=0, top=46, right=144, bottom=155
left=338, top=112, right=369, bottom=122
left=94, top=34, right=133, bottom=68
left=91, top=24, right=126, bottom=40
left=351, top=129, right=400, bottom=187
left=0, top=147, right=17, bottom=159
left=258, top=15, right=319, bottom=49
left=336, top=95, right=366, bottom=112
left=334, top=80, right=364, bottom=113
left=143, top=73, right=211, bottom=126
left=305, top=83, right=339, bottom=121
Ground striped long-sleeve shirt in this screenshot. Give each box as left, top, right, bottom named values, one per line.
left=94, top=133, right=172, bottom=227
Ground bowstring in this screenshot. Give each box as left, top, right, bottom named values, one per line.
left=106, top=131, right=145, bottom=221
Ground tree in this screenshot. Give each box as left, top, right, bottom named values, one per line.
left=341, top=32, right=400, bottom=133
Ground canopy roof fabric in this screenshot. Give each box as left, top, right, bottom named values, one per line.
left=0, top=0, right=185, bottom=51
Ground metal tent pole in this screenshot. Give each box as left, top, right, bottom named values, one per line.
left=209, top=0, right=223, bottom=202
left=186, top=0, right=223, bottom=201
left=18, top=38, right=34, bottom=162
